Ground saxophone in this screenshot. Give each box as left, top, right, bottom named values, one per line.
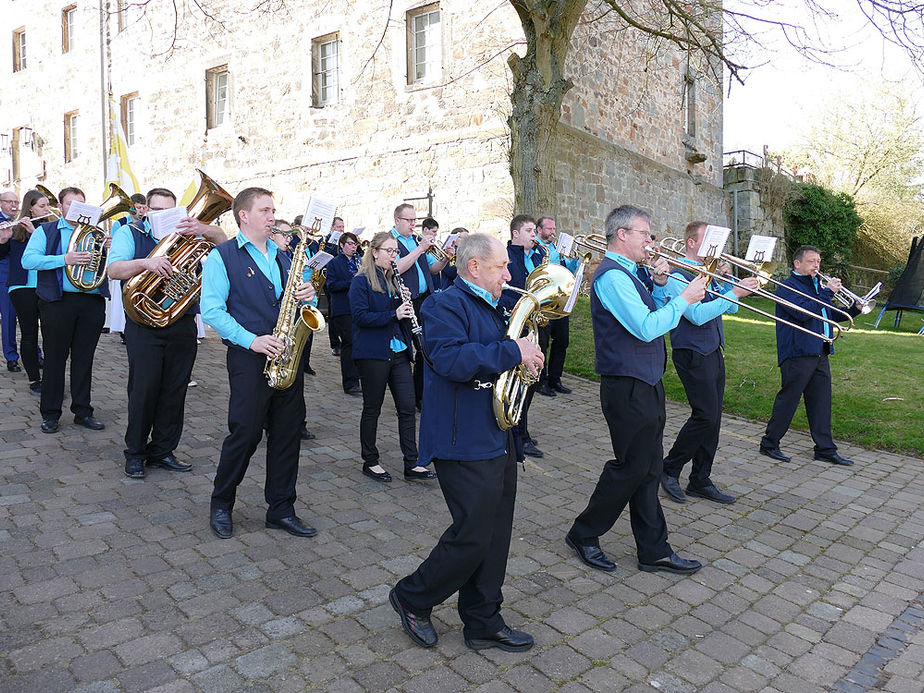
left=264, top=226, right=327, bottom=390
left=493, top=263, right=576, bottom=430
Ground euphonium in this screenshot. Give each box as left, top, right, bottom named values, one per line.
left=122, top=170, right=233, bottom=328
left=65, top=183, right=135, bottom=291
left=493, top=263, right=576, bottom=430
left=265, top=226, right=326, bottom=390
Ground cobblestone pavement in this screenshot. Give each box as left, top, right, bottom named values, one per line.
left=1, top=332, right=923, bottom=693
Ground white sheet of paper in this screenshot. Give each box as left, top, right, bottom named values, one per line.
left=442, top=233, right=458, bottom=250
left=744, top=235, right=777, bottom=263
left=65, top=202, right=103, bottom=228
left=864, top=282, right=883, bottom=300
left=306, top=250, right=334, bottom=270
left=697, top=225, right=731, bottom=260
left=148, top=206, right=189, bottom=241
left=564, top=262, right=585, bottom=314
left=351, top=226, right=366, bottom=238
left=327, top=230, right=343, bottom=245
left=556, top=232, right=575, bottom=258
left=303, top=196, right=337, bottom=234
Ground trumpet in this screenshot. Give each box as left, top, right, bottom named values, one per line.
left=817, top=272, right=880, bottom=315
left=416, top=234, right=450, bottom=263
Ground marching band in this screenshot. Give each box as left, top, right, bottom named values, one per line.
left=0, top=178, right=868, bottom=654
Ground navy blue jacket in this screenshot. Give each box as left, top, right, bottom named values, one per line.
left=419, top=278, right=521, bottom=462
left=439, top=263, right=458, bottom=290
left=325, top=252, right=359, bottom=318
left=499, top=242, right=546, bottom=313
left=0, top=237, right=30, bottom=288
left=774, top=272, right=860, bottom=365
left=349, top=271, right=414, bottom=361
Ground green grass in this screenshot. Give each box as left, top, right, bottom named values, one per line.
left=564, top=295, right=924, bottom=456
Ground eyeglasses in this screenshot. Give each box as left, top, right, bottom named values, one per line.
left=620, top=227, right=650, bottom=235
left=397, top=217, right=416, bottom=223
left=377, top=247, right=400, bottom=256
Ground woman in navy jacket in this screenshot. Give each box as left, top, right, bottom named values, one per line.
left=325, top=232, right=361, bottom=394
left=349, top=232, right=436, bottom=483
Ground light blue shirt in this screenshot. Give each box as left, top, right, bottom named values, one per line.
left=594, top=251, right=689, bottom=343
left=811, top=274, right=831, bottom=339
left=8, top=272, right=37, bottom=292
left=461, top=277, right=499, bottom=309
left=660, top=257, right=739, bottom=324
left=535, top=237, right=580, bottom=273
left=201, top=234, right=283, bottom=349
left=391, top=227, right=434, bottom=290
left=299, top=244, right=319, bottom=308
left=107, top=218, right=153, bottom=265
left=21, top=218, right=103, bottom=294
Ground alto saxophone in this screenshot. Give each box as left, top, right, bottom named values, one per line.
left=264, top=226, right=326, bottom=390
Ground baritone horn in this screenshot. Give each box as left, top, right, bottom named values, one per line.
left=65, top=183, right=136, bottom=291
left=122, top=170, right=233, bottom=328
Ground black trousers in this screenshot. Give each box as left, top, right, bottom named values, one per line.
left=331, top=314, right=359, bottom=391
left=325, top=286, right=339, bottom=349
left=569, top=376, right=672, bottom=563
left=761, top=354, right=836, bottom=456
left=301, top=331, right=314, bottom=371
left=663, top=348, right=725, bottom=486
left=37, top=293, right=105, bottom=421
left=395, top=443, right=516, bottom=638
left=9, top=288, right=41, bottom=383
left=538, top=316, right=569, bottom=385
left=355, top=353, right=418, bottom=470
left=123, top=315, right=197, bottom=462
left=211, top=348, right=305, bottom=522
left=411, top=294, right=429, bottom=407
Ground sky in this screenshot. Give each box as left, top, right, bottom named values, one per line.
left=722, top=1, right=924, bottom=156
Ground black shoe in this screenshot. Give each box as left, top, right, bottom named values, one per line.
left=299, top=427, right=316, bottom=441
left=550, top=381, right=572, bottom=394
left=331, top=347, right=341, bottom=357
left=565, top=534, right=616, bottom=572
left=686, top=482, right=735, bottom=504
left=362, top=465, right=392, bottom=482
left=40, top=418, right=59, bottom=434
left=814, top=452, right=854, bottom=466
left=210, top=508, right=233, bottom=539
left=522, top=441, right=544, bottom=458
left=6, top=360, right=21, bottom=373
left=119, top=333, right=126, bottom=345
left=304, top=366, right=316, bottom=376
left=390, top=588, right=437, bottom=648
left=759, top=446, right=790, bottom=462
left=638, top=552, right=702, bottom=575
left=526, top=436, right=539, bottom=446
left=345, top=386, right=362, bottom=396
left=148, top=454, right=192, bottom=472
left=124, top=459, right=145, bottom=479
left=536, top=382, right=556, bottom=397
left=404, top=468, right=437, bottom=481
left=29, top=380, right=41, bottom=395
left=265, top=515, right=317, bottom=537
left=465, top=625, right=534, bottom=652
left=74, top=415, right=105, bottom=431
left=660, top=474, right=686, bottom=503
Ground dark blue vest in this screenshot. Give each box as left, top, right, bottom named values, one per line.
left=214, top=238, right=290, bottom=351
left=1, top=239, right=29, bottom=288
left=668, top=266, right=724, bottom=355
left=590, top=256, right=666, bottom=386
left=35, top=221, right=110, bottom=302
left=395, top=234, right=433, bottom=298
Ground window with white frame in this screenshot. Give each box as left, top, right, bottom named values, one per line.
left=407, top=4, right=440, bottom=85
left=13, top=28, right=26, bottom=72
left=121, top=92, right=138, bottom=145
left=312, top=33, right=340, bottom=107
left=64, top=111, right=79, bottom=162
left=62, top=5, right=77, bottom=53
left=206, top=66, right=229, bottom=129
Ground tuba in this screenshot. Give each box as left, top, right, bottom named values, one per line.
left=265, top=225, right=327, bottom=389
left=122, top=170, right=233, bottom=328
left=65, top=183, right=135, bottom=291
left=493, top=263, right=576, bottom=430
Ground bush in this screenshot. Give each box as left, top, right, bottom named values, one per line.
left=784, top=183, right=862, bottom=270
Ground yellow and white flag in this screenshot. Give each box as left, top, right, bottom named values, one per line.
left=105, top=94, right=140, bottom=197
left=180, top=131, right=209, bottom=206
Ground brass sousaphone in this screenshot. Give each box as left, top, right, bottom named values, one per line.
left=122, top=170, right=233, bottom=328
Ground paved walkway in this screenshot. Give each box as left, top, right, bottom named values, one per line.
left=1, top=332, right=922, bottom=692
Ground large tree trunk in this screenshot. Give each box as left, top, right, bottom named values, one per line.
left=507, top=1, right=588, bottom=216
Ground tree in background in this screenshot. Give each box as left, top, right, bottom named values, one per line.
left=784, top=183, right=863, bottom=272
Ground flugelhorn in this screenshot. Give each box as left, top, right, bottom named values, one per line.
left=65, top=183, right=135, bottom=291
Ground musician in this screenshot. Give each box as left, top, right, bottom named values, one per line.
left=22, top=187, right=109, bottom=434
left=107, top=187, right=226, bottom=478
left=0, top=190, right=20, bottom=372
left=500, top=214, right=546, bottom=459
left=108, top=193, right=149, bottom=344
left=566, top=205, right=706, bottom=575
left=0, top=190, right=49, bottom=393
left=326, top=232, right=361, bottom=395
left=534, top=216, right=578, bottom=397
left=391, top=203, right=448, bottom=408
left=439, top=227, right=468, bottom=290
left=760, top=245, right=861, bottom=466
left=349, top=232, right=433, bottom=482
left=201, top=187, right=317, bottom=539
left=659, top=221, right=760, bottom=504
left=391, top=232, right=543, bottom=652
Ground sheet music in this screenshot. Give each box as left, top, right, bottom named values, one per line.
left=744, top=235, right=777, bottom=264
left=864, top=282, right=883, bottom=300
left=556, top=232, right=575, bottom=258
left=65, top=202, right=103, bottom=228
left=148, top=206, right=189, bottom=241
left=302, top=196, right=337, bottom=234
left=327, top=230, right=343, bottom=245
left=564, top=262, right=585, bottom=313
left=696, top=225, right=731, bottom=260
left=306, top=250, right=334, bottom=270
left=351, top=226, right=366, bottom=238
left=442, top=233, right=458, bottom=249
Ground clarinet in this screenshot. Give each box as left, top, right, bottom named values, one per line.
left=392, top=259, right=422, bottom=336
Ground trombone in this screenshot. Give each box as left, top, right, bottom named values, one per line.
left=817, top=271, right=880, bottom=315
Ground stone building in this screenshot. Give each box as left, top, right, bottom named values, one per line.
left=0, top=0, right=725, bottom=238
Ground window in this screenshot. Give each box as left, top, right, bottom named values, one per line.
left=62, top=5, right=76, bottom=53
left=312, top=34, right=340, bottom=107
left=64, top=111, right=79, bottom=162
left=682, top=74, right=696, bottom=138
left=407, top=4, right=440, bottom=85
left=120, top=92, right=138, bottom=145
left=13, top=28, right=26, bottom=72
left=206, top=66, right=229, bottom=129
